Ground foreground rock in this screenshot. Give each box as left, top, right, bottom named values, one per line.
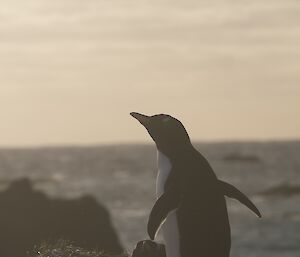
left=0, top=178, right=123, bottom=257
left=132, top=240, right=166, bottom=257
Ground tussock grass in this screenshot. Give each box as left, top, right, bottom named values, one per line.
left=30, top=240, right=129, bottom=257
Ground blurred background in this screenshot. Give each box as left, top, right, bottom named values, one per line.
left=0, top=0, right=300, bottom=256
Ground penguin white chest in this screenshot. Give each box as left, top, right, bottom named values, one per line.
left=157, top=151, right=181, bottom=257
left=156, top=151, right=172, bottom=197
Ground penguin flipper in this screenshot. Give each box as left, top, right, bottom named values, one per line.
left=219, top=180, right=262, bottom=218
left=147, top=186, right=180, bottom=240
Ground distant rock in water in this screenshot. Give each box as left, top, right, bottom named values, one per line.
left=260, top=183, right=300, bottom=197
left=223, top=153, right=261, bottom=163
left=0, top=178, right=123, bottom=257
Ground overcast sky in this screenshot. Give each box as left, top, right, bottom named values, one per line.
left=1, top=0, right=300, bottom=146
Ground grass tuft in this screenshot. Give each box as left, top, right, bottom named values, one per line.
left=30, top=240, right=129, bottom=257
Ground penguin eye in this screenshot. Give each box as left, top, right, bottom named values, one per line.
left=162, top=117, right=171, bottom=123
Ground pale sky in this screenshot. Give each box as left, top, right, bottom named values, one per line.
left=1, top=0, right=300, bottom=146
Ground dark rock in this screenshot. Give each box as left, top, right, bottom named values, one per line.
left=0, top=178, right=123, bottom=257
left=223, top=153, right=261, bottom=163
left=132, top=240, right=166, bottom=257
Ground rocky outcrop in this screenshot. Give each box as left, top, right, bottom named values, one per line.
left=132, top=240, right=166, bottom=257
left=0, top=178, right=123, bottom=257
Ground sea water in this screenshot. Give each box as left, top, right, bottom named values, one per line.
left=0, top=142, right=299, bottom=257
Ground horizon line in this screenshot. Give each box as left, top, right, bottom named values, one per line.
left=0, top=138, right=300, bottom=150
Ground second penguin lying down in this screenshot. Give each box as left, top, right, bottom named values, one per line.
left=131, top=112, right=261, bottom=257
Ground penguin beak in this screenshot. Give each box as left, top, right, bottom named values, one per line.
left=130, top=112, right=150, bottom=126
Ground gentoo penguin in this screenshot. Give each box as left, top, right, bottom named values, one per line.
left=130, top=112, right=261, bottom=257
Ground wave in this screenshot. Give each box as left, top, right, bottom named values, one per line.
left=259, top=183, right=300, bottom=197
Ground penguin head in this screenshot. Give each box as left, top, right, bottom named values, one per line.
left=130, top=112, right=191, bottom=154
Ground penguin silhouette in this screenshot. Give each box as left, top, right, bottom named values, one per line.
left=130, top=112, right=261, bottom=257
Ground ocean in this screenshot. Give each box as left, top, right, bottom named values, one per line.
left=0, top=141, right=299, bottom=257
